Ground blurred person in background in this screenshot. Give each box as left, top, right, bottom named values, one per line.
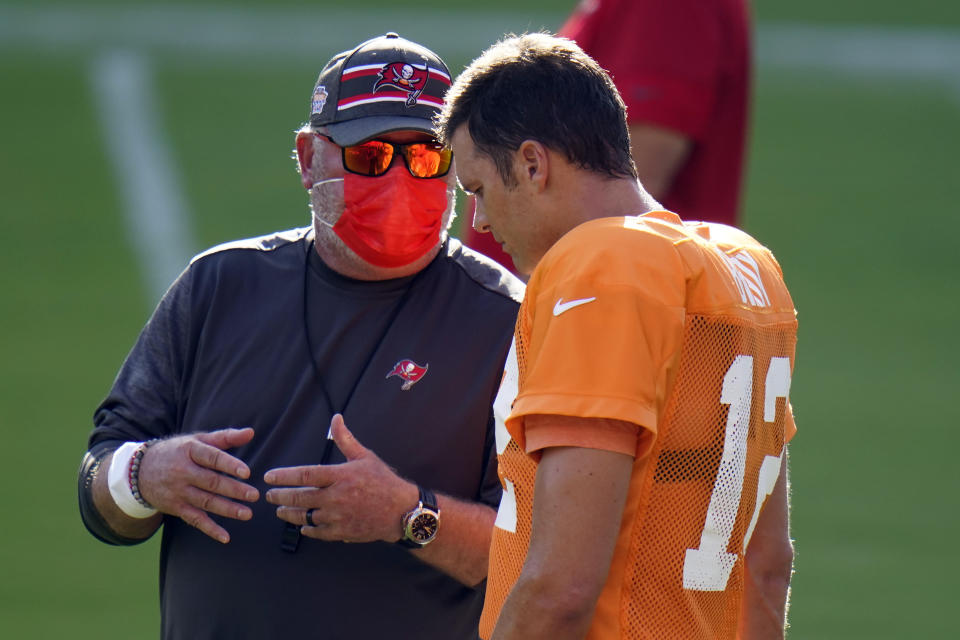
left=439, top=32, right=796, bottom=640
left=77, top=33, right=522, bottom=640
left=462, top=0, right=751, bottom=273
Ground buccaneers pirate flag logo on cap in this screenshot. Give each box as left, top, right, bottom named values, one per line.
left=307, top=33, right=452, bottom=145
left=386, top=359, right=429, bottom=390
left=374, top=62, right=430, bottom=106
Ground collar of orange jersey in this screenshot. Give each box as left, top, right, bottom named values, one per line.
left=639, top=209, right=683, bottom=225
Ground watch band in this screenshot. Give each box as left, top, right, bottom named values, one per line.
left=397, top=486, right=440, bottom=548
left=418, top=486, right=438, bottom=512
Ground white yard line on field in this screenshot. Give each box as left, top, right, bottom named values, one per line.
left=90, top=50, right=196, bottom=303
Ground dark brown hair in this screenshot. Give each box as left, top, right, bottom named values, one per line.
left=437, top=33, right=637, bottom=186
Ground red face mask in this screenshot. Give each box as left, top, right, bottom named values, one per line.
left=329, top=171, right=448, bottom=268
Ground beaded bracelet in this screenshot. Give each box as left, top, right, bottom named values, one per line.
left=127, top=439, right=159, bottom=509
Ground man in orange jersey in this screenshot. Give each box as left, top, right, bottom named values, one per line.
left=437, top=33, right=797, bottom=640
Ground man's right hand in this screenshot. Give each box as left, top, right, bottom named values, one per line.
left=137, top=427, right=259, bottom=543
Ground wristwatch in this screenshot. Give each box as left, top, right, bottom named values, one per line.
left=398, top=486, right=440, bottom=548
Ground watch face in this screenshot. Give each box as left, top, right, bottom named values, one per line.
left=408, top=511, right=438, bottom=543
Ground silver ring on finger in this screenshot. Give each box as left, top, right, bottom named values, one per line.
left=305, top=508, right=317, bottom=527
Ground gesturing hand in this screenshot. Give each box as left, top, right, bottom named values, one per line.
left=264, top=414, right=417, bottom=544
left=137, top=427, right=259, bottom=544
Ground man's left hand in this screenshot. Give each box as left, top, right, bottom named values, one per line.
left=263, top=414, right=417, bottom=543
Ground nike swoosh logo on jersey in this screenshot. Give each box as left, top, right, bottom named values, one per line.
left=552, top=297, right=597, bottom=316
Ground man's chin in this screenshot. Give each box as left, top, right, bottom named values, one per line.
left=506, top=251, right=532, bottom=278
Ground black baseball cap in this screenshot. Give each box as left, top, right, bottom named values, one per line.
left=308, top=33, right=452, bottom=146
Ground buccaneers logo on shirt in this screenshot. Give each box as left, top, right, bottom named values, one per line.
left=386, top=359, right=429, bottom=390
left=374, top=62, right=430, bottom=106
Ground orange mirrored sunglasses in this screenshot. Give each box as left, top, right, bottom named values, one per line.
left=319, top=134, right=452, bottom=179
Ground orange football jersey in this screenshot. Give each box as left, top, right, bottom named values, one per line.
left=480, top=211, right=798, bottom=639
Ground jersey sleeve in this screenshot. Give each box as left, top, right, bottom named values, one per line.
left=560, top=0, right=722, bottom=138
left=88, top=265, right=195, bottom=447
left=507, top=220, right=687, bottom=451
left=524, top=414, right=645, bottom=457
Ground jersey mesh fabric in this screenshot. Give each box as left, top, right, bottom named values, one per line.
left=479, top=440, right=536, bottom=637
left=623, top=314, right=795, bottom=638
left=479, top=211, right=797, bottom=639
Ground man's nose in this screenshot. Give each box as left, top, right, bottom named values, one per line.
left=471, top=196, right=490, bottom=233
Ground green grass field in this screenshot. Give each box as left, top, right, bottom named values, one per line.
left=1, top=1, right=958, bottom=637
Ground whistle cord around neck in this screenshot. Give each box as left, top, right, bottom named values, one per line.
left=281, top=238, right=427, bottom=554
left=301, top=239, right=424, bottom=466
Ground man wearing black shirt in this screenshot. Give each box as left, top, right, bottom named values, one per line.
left=78, top=33, right=522, bottom=639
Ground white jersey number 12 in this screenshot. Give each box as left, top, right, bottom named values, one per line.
left=683, top=355, right=791, bottom=592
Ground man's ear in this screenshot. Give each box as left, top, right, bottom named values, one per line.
left=295, top=131, right=316, bottom=190
left=516, top=140, right=549, bottom=192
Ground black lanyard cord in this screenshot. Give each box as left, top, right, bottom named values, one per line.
left=281, top=239, right=428, bottom=553
left=301, top=239, right=426, bottom=464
